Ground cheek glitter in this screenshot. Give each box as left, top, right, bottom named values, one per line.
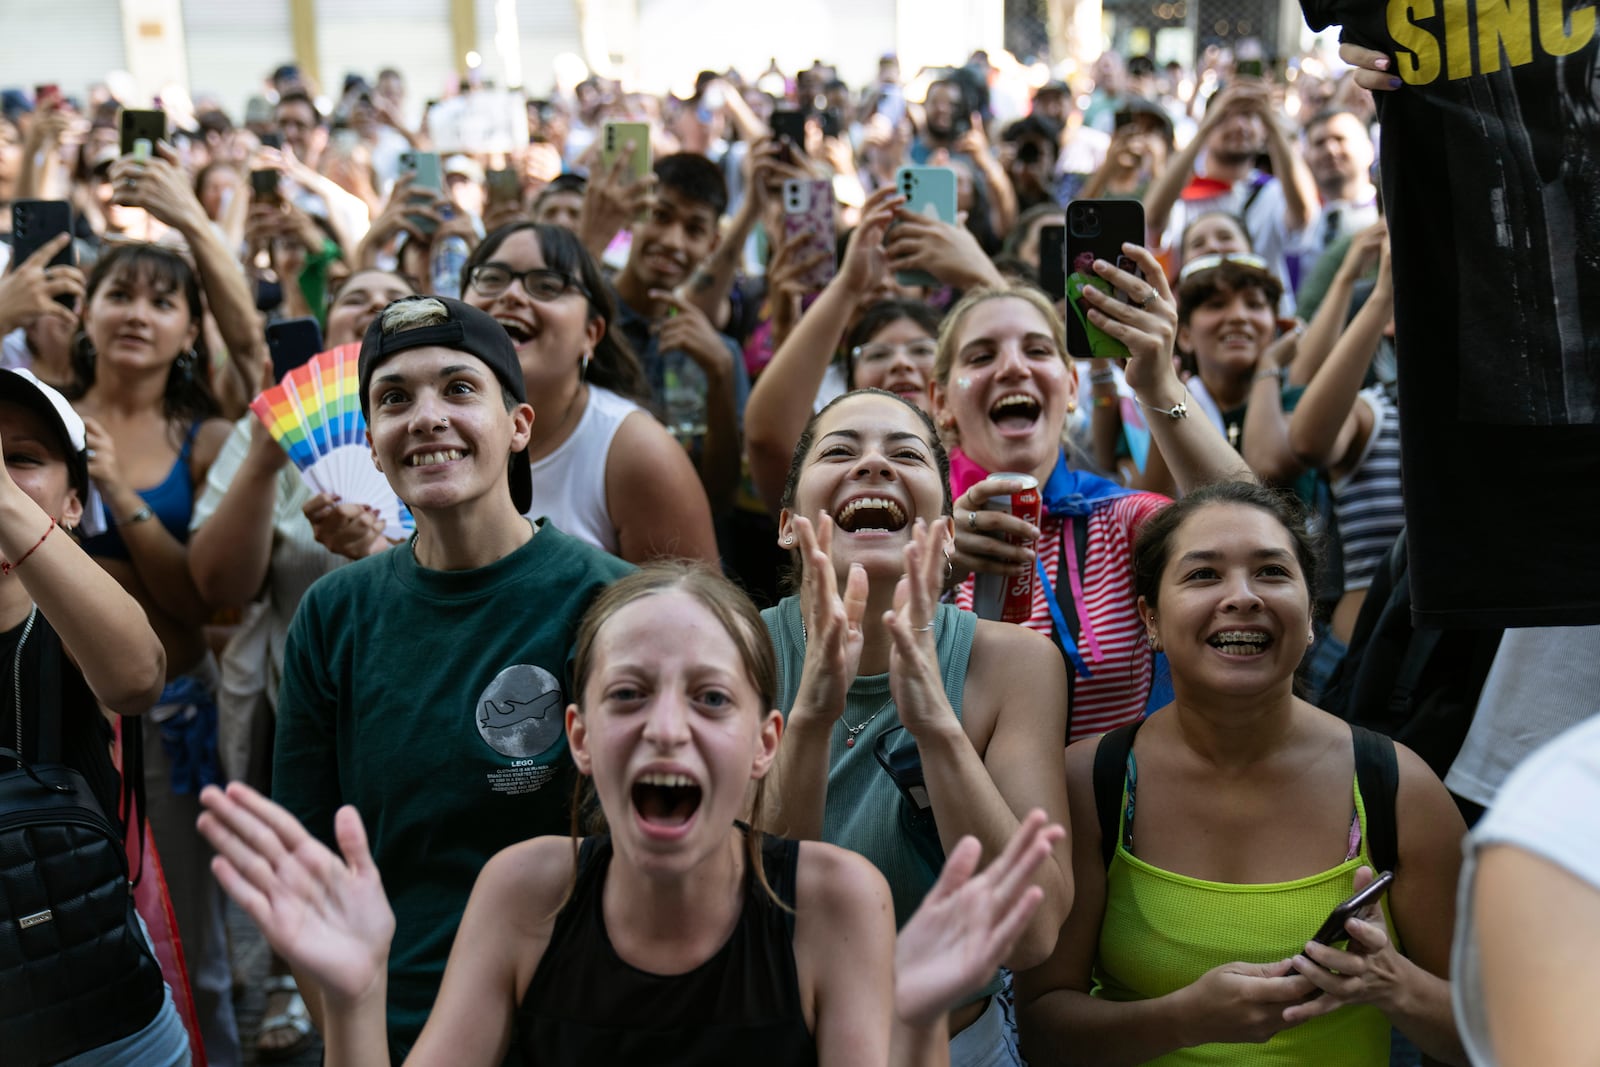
left=955, top=376, right=972, bottom=390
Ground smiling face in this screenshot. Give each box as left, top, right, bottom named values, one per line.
left=365, top=346, right=532, bottom=515
left=1179, top=281, right=1275, bottom=385
left=623, top=187, right=719, bottom=292
left=930, top=294, right=1075, bottom=485
left=83, top=262, right=200, bottom=374
left=1142, top=502, right=1313, bottom=699
left=1180, top=213, right=1251, bottom=263
left=462, top=228, right=602, bottom=398
left=567, top=588, right=780, bottom=874
left=325, top=270, right=415, bottom=347
left=852, top=317, right=938, bottom=408
left=780, top=392, right=948, bottom=581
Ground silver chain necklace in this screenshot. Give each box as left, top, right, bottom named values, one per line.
left=799, top=615, right=902, bottom=748
left=13, top=605, right=38, bottom=758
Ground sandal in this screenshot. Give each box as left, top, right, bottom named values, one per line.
left=257, top=973, right=315, bottom=1061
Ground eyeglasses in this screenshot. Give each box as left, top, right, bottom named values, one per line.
left=1177, top=252, right=1272, bottom=284
left=850, top=339, right=938, bottom=365
left=467, top=265, right=589, bottom=302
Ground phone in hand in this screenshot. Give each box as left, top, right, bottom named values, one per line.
left=9, top=201, right=75, bottom=307
left=1064, top=199, right=1145, bottom=361
left=398, top=151, right=443, bottom=193
left=892, top=166, right=958, bottom=288
left=1311, top=870, right=1395, bottom=946
left=1038, top=223, right=1066, bottom=300
left=249, top=168, right=281, bottom=205
left=258, top=131, right=284, bottom=151
left=485, top=168, right=521, bottom=203
left=770, top=109, right=807, bottom=163
left=600, top=122, right=652, bottom=183
left=266, top=317, right=324, bottom=383
left=781, top=179, right=837, bottom=291
left=118, top=109, right=166, bottom=158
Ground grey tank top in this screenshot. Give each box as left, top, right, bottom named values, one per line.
left=762, top=597, right=976, bottom=929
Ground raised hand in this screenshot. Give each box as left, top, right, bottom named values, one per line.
left=0, top=234, right=82, bottom=332
left=895, top=810, right=1064, bottom=1027
left=302, top=493, right=391, bottom=561
left=108, top=142, right=208, bottom=232
left=1074, top=243, right=1179, bottom=401
left=1339, top=42, right=1404, bottom=93
left=885, top=516, right=958, bottom=741
left=790, top=513, right=868, bottom=722
left=837, top=185, right=902, bottom=292
left=197, top=782, right=395, bottom=1008
left=950, top=477, right=1040, bottom=584
left=579, top=140, right=657, bottom=258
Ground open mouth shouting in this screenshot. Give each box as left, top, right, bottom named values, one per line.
left=1207, top=629, right=1273, bottom=657
left=495, top=316, right=537, bottom=345
left=834, top=495, right=909, bottom=534
left=990, top=392, right=1043, bottom=436
left=631, top=769, right=704, bottom=838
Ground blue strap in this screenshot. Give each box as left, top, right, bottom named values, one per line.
left=1037, top=555, right=1092, bottom=677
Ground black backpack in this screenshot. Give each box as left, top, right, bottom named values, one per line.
left=0, top=611, right=164, bottom=1065
left=1319, top=530, right=1503, bottom=779
left=1091, top=717, right=1401, bottom=877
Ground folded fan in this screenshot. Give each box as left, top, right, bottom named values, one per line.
left=249, top=342, right=414, bottom=540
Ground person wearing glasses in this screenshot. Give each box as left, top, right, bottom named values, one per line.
left=459, top=222, right=718, bottom=564
left=746, top=185, right=944, bottom=513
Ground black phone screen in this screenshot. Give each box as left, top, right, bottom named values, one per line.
left=1038, top=224, right=1066, bottom=300
left=1311, top=871, right=1395, bottom=945
left=266, top=317, right=324, bottom=383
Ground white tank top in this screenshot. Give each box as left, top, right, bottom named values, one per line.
left=524, top=386, right=642, bottom=556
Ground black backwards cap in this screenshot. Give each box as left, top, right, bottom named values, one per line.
left=358, top=296, right=532, bottom=515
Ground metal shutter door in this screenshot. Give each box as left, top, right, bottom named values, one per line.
left=0, top=0, right=128, bottom=104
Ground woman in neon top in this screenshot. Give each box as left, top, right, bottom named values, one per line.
left=1015, top=481, right=1468, bottom=1066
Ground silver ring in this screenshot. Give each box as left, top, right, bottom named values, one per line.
left=913, top=623, right=934, bottom=632
left=1137, top=289, right=1156, bottom=309
left=84, top=448, right=96, bottom=459
left=967, top=509, right=979, bottom=532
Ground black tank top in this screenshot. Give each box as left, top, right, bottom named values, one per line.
left=517, top=831, right=818, bottom=1067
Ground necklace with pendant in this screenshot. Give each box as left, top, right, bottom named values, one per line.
left=799, top=615, right=900, bottom=748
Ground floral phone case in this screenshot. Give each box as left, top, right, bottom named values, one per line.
left=781, top=178, right=837, bottom=291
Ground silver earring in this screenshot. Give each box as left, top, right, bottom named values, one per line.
left=1146, top=633, right=1162, bottom=652
left=783, top=535, right=794, bottom=546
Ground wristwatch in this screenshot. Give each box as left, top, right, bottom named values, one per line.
left=124, top=505, right=155, bottom=525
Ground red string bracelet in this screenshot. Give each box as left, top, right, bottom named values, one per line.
left=1, top=520, right=56, bottom=577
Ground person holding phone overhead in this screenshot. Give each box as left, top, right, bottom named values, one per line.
left=1015, top=481, right=1469, bottom=1067
left=937, top=256, right=1251, bottom=744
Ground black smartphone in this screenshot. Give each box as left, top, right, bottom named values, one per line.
left=1038, top=223, right=1066, bottom=300
left=118, top=108, right=166, bottom=158
left=1311, top=871, right=1395, bottom=946
left=485, top=168, right=521, bottom=203
left=266, top=317, right=324, bottom=383
left=820, top=106, right=844, bottom=140
left=249, top=168, right=281, bottom=204
left=259, top=131, right=283, bottom=150
left=1237, top=59, right=1265, bottom=79
left=771, top=109, right=807, bottom=161
left=10, top=201, right=75, bottom=307
left=1064, top=199, right=1145, bottom=360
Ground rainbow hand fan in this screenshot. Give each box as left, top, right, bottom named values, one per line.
left=250, top=342, right=415, bottom=540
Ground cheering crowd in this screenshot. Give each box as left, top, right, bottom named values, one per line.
left=2, top=11, right=1597, bottom=1067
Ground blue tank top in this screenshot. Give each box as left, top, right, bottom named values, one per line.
left=81, top=422, right=202, bottom=561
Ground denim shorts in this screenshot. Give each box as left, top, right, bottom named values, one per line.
left=55, top=914, right=190, bottom=1067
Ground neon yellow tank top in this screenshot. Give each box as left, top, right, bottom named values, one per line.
left=1092, top=773, right=1394, bottom=1066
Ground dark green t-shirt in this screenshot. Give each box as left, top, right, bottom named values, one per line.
left=273, top=522, right=632, bottom=1062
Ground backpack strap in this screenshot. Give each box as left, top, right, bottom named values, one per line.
left=1351, top=724, right=1400, bottom=876
left=1092, top=719, right=1144, bottom=870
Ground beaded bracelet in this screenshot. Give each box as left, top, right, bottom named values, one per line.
left=1, top=520, right=55, bottom=577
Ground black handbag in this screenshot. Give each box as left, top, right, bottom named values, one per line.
left=0, top=608, right=165, bottom=1065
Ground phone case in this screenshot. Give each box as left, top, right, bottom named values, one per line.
left=893, top=166, right=958, bottom=288
left=1038, top=224, right=1066, bottom=300
left=266, top=317, right=325, bottom=383
left=781, top=179, right=837, bottom=291
left=400, top=152, right=443, bottom=193
left=771, top=109, right=807, bottom=154
left=1064, top=199, right=1146, bottom=361
left=600, top=123, right=652, bottom=183
left=118, top=109, right=166, bottom=157
left=10, top=201, right=74, bottom=271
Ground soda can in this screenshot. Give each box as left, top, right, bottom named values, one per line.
left=970, top=473, right=1042, bottom=624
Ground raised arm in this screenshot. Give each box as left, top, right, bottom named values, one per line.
left=747, top=185, right=901, bottom=512
left=1287, top=244, right=1391, bottom=473
left=1289, top=221, right=1388, bottom=388
left=1077, top=244, right=1256, bottom=490
left=0, top=436, right=164, bottom=714
left=1238, top=322, right=1308, bottom=485
left=189, top=416, right=285, bottom=610
left=888, top=519, right=1072, bottom=970
left=606, top=410, right=719, bottom=564
left=110, top=144, right=267, bottom=414
left=765, top=515, right=867, bottom=841
left=650, top=290, right=746, bottom=511
left=197, top=783, right=396, bottom=1067
left=1258, top=95, right=1317, bottom=233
